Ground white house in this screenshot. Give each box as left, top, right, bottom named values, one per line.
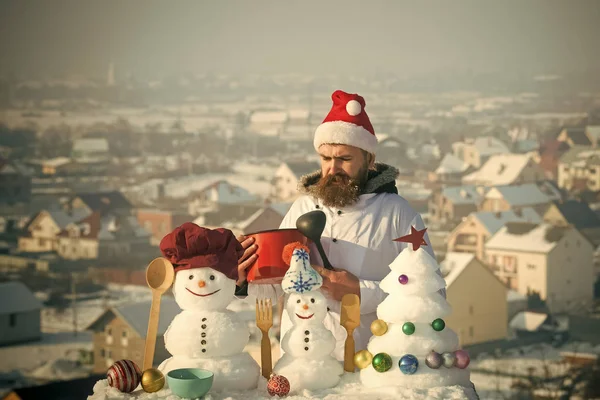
left=18, top=208, right=91, bottom=253
left=441, top=252, right=508, bottom=346
left=187, top=180, right=259, bottom=216
left=273, top=161, right=319, bottom=201
left=485, top=222, right=595, bottom=313
left=0, top=281, right=42, bottom=346
left=462, top=153, right=546, bottom=186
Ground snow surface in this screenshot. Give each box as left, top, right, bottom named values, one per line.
left=88, top=373, right=479, bottom=400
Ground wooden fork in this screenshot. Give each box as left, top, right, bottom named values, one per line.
left=256, top=298, right=273, bottom=379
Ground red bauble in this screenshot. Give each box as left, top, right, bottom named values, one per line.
left=267, top=373, right=290, bottom=397
left=107, top=359, right=142, bottom=393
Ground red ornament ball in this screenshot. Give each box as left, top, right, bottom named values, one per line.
left=267, top=373, right=291, bottom=397
left=107, top=359, right=142, bottom=393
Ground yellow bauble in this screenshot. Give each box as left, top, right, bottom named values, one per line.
left=141, top=368, right=165, bottom=393
left=371, top=319, right=388, bottom=336
left=354, top=350, right=374, bottom=369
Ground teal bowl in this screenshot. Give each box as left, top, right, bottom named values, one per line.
left=167, top=368, right=214, bottom=399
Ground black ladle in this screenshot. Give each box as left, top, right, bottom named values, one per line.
left=296, top=210, right=334, bottom=270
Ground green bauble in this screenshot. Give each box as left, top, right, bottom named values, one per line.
left=372, top=352, right=393, bottom=373
left=432, top=318, right=446, bottom=332
left=402, top=322, right=416, bottom=335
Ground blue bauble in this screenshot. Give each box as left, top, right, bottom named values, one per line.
left=399, top=354, right=419, bottom=375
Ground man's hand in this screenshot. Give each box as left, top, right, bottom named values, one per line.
left=237, top=235, right=258, bottom=286
left=313, top=265, right=360, bottom=302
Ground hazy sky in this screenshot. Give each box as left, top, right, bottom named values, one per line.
left=1, top=0, right=599, bottom=79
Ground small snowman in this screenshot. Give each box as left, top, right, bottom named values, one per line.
left=158, top=223, right=260, bottom=392
left=273, top=242, right=343, bottom=391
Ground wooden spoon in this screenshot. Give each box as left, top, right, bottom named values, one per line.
left=340, top=294, right=361, bottom=372
left=143, top=257, right=175, bottom=371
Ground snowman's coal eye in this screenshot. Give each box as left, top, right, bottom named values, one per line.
left=310, top=298, right=315, bottom=303
left=296, top=299, right=301, bottom=303
left=209, top=275, right=215, bottom=281
left=188, top=275, right=193, bottom=280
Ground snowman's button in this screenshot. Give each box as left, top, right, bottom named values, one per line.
left=332, top=238, right=337, bottom=242
left=304, top=347, right=309, bottom=351
left=201, top=340, right=206, bottom=345
left=315, top=205, right=320, bottom=209
left=201, top=333, right=206, bottom=338
left=337, top=210, right=342, bottom=215
left=304, top=330, right=310, bottom=335
left=304, top=338, right=309, bottom=343
left=202, top=318, right=207, bottom=322
left=202, top=349, right=206, bottom=353
left=201, top=324, right=207, bottom=329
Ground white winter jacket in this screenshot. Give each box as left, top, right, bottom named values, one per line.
left=278, top=164, right=440, bottom=361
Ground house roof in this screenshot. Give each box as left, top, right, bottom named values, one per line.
left=514, top=139, right=539, bottom=153
left=24, top=208, right=92, bottom=234
left=441, top=252, right=475, bottom=286
left=549, top=199, right=600, bottom=229
left=507, top=289, right=527, bottom=302
left=85, top=297, right=180, bottom=338
left=473, top=207, right=541, bottom=235
left=561, top=127, right=591, bottom=146
left=470, top=136, right=511, bottom=157
left=442, top=185, right=484, bottom=205
left=435, top=153, right=470, bottom=174
left=75, top=191, right=132, bottom=212
left=285, top=161, right=319, bottom=179
left=58, top=212, right=101, bottom=239
left=485, top=222, right=569, bottom=253
left=487, top=183, right=560, bottom=207
left=509, top=311, right=549, bottom=331
left=462, top=153, right=535, bottom=186
left=0, top=281, right=43, bottom=314
left=72, top=138, right=109, bottom=152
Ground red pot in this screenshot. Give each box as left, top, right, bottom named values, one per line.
left=246, top=228, right=309, bottom=284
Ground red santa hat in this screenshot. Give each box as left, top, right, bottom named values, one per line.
left=314, top=90, right=377, bottom=154
left=159, top=222, right=243, bottom=281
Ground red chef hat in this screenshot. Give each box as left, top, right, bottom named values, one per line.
left=159, top=222, right=243, bottom=281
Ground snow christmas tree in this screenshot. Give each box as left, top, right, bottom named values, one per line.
left=357, top=227, right=472, bottom=389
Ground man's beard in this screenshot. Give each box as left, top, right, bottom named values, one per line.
left=308, top=165, right=369, bottom=208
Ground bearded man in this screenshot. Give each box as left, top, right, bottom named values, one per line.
left=237, top=89, right=441, bottom=361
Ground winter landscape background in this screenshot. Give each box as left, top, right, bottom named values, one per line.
left=1, top=0, right=600, bottom=399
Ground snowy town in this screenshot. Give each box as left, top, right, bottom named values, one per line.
left=1, top=1, right=600, bottom=400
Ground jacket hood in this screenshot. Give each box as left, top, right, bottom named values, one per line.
left=298, top=162, right=399, bottom=195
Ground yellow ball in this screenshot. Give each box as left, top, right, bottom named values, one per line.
left=371, top=319, right=388, bottom=336
left=141, top=368, right=165, bottom=393
left=354, top=350, right=373, bottom=369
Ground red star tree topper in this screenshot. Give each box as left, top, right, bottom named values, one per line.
left=393, top=226, right=428, bottom=251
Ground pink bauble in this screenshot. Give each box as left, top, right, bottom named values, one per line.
left=107, top=359, right=142, bottom=393
left=454, top=350, right=471, bottom=369
left=267, top=374, right=290, bottom=397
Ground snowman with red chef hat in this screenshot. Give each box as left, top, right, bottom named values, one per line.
left=158, top=223, right=260, bottom=392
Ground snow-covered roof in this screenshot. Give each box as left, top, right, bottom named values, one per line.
left=435, top=153, right=470, bottom=174
left=442, top=185, right=485, bottom=205
left=249, top=111, right=288, bottom=124
left=470, top=136, right=511, bottom=157
left=284, top=161, right=319, bottom=179
left=72, top=138, right=109, bottom=153
left=472, top=207, right=541, bottom=235
left=462, top=153, right=535, bottom=186
left=485, top=183, right=560, bottom=207
left=288, top=109, right=309, bottom=120
left=586, top=125, right=600, bottom=143
left=509, top=311, right=548, bottom=331
left=35, top=157, right=71, bottom=167
left=46, top=208, right=92, bottom=229
left=0, top=281, right=43, bottom=314
left=86, top=297, right=181, bottom=338
left=440, top=252, right=475, bottom=286
left=486, top=222, right=568, bottom=253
